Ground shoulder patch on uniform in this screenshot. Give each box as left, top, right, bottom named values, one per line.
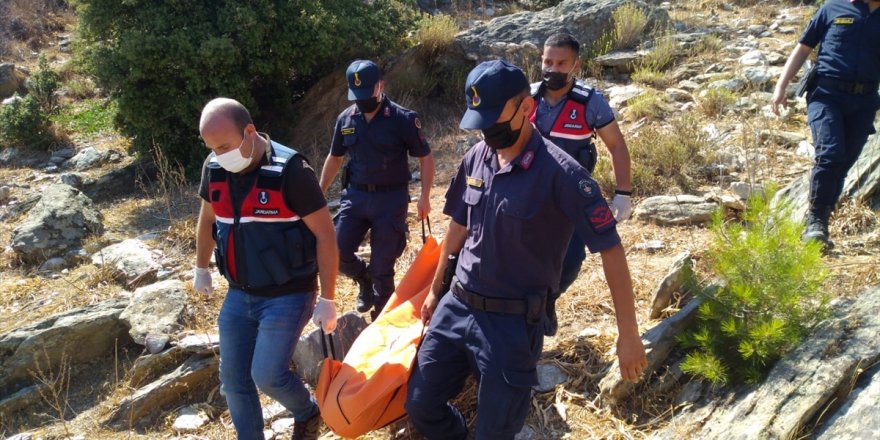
left=520, top=150, right=535, bottom=170
left=578, top=178, right=599, bottom=199
left=414, top=117, right=422, bottom=129
left=833, top=17, right=854, bottom=25
left=586, top=201, right=616, bottom=233
left=341, top=127, right=355, bottom=135
left=384, top=106, right=391, bottom=117
left=466, top=176, right=484, bottom=188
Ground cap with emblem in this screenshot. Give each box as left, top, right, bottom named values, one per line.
left=346, top=60, right=382, bottom=100
left=460, top=60, right=530, bottom=130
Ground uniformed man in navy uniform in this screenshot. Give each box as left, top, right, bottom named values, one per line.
left=404, top=61, right=647, bottom=440
left=193, top=98, right=338, bottom=440
left=532, top=32, right=634, bottom=336
left=772, top=0, right=880, bottom=247
left=320, top=60, right=435, bottom=318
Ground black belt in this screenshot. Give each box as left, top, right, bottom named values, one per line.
left=452, top=282, right=527, bottom=315
left=348, top=182, right=408, bottom=193
left=816, top=76, right=879, bottom=95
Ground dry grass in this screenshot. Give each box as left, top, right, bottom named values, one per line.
left=613, top=4, right=649, bottom=50
left=624, top=90, right=668, bottom=121
left=696, top=87, right=737, bottom=117
left=0, top=0, right=74, bottom=60
left=416, top=13, right=458, bottom=63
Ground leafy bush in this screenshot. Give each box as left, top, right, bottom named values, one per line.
left=27, top=56, right=60, bottom=113
left=593, top=116, right=711, bottom=196
left=0, top=57, right=62, bottom=150
left=73, top=0, right=418, bottom=173
left=679, top=188, right=830, bottom=384
left=0, top=95, right=55, bottom=150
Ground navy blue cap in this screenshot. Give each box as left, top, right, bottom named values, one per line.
left=346, top=60, right=381, bottom=100
left=460, top=60, right=529, bottom=130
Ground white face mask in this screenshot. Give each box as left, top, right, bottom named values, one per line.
left=215, top=130, right=253, bottom=173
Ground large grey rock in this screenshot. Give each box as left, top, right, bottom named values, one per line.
left=648, top=251, right=694, bottom=319
left=814, top=365, right=880, bottom=439
left=91, top=239, right=161, bottom=287
left=81, top=159, right=159, bottom=202
left=776, top=122, right=880, bottom=222
left=0, top=63, right=27, bottom=99
left=594, top=50, right=643, bottom=73
left=104, top=354, right=219, bottom=428
left=10, top=184, right=103, bottom=264
left=634, top=195, right=719, bottom=225
left=453, top=0, right=667, bottom=64
left=127, top=333, right=219, bottom=388
left=120, top=280, right=188, bottom=346
left=292, top=312, right=368, bottom=385
left=0, top=384, right=46, bottom=420
left=0, top=298, right=129, bottom=397
left=650, top=285, right=880, bottom=440
left=600, top=296, right=704, bottom=405
left=66, top=147, right=109, bottom=171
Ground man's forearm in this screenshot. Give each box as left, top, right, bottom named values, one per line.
left=419, top=154, right=435, bottom=198
left=775, top=44, right=812, bottom=93
left=608, top=143, right=632, bottom=192
left=195, top=203, right=215, bottom=268
left=319, top=155, right=343, bottom=193
left=316, top=234, right=338, bottom=301
left=600, top=243, right=640, bottom=337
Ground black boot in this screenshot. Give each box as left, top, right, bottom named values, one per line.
left=354, top=272, right=373, bottom=313
left=802, top=205, right=833, bottom=249
left=543, top=291, right=561, bottom=336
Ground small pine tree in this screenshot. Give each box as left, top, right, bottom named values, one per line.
left=679, top=185, right=830, bottom=384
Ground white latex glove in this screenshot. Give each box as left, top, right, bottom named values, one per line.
left=609, top=194, right=633, bottom=222
left=192, top=267, right=213, bottom=294
left=312, top=297, right=338, bottom=333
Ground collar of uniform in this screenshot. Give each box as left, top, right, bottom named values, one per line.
left=479, top=130, right=543, bottom=173
left=512, top=131, right=543, bottom=171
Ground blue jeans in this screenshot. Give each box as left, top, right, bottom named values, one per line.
left=218, top=288, right=319, bottom=440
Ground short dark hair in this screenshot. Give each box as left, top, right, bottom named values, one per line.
left=544, top=33, right=580, bottom=55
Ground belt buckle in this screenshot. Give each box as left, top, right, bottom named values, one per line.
left=853, top=83, right=865, bottom=94
left=366, top=184, right=377, bottom=192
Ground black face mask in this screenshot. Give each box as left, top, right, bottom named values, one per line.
left=482, top=110, right=524, bottom=151
left=355, top=96, right=380, bottom=113
left=542, top=70, right=571, bottom=91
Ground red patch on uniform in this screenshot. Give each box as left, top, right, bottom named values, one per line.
left=588, top=203, right=615, bottom=232
left=521, top=150, right=535, bottom=170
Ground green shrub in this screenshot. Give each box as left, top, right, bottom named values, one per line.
left=27, top=56, right=60, bottom=113
left=73, top=0, right=418, bottom=173
left=679, top=188, right=830, bottom=384
left=0, top=95, right=55, bottom=150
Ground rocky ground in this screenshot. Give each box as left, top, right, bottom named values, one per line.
left=1, top=0, right=879, bottom=439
